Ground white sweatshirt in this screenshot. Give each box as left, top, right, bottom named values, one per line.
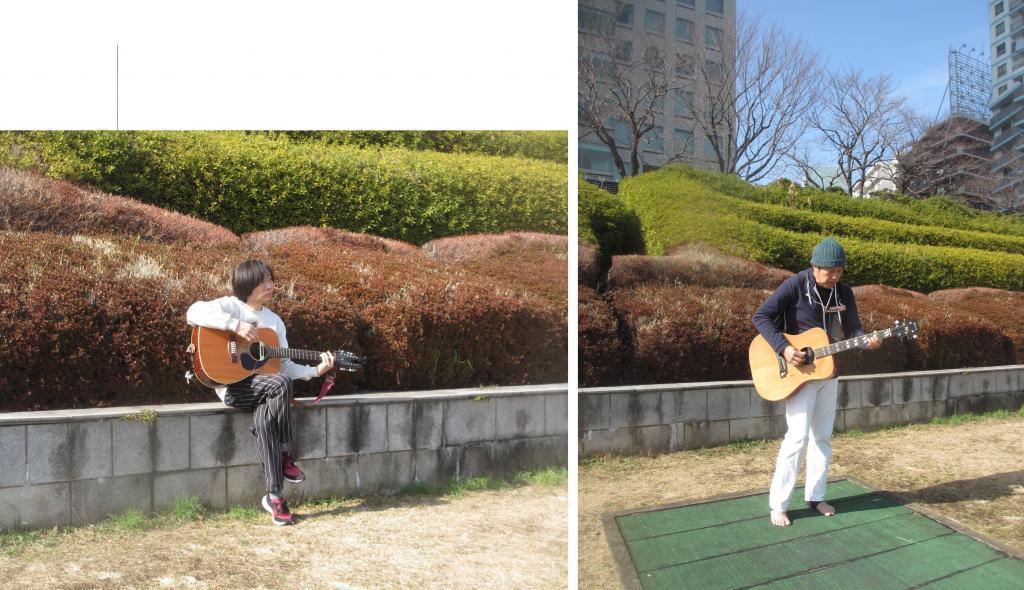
left=186, top=296, right=319, bottom=401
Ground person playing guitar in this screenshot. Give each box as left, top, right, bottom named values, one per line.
left=752, top=237, right=881, bottom=527
left=186, top=259, right=336, bottom=526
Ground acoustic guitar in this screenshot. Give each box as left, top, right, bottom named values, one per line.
left=749, top=320, right=918, bottom=401
left=188, top=326, right=365, bottom=388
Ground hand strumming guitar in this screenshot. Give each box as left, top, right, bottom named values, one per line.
left=235, top=321, right=260, bottom=344
left=783, top=346, right=806, bottom=366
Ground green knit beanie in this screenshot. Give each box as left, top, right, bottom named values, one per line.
left=810, top=236, right=846, bottom=268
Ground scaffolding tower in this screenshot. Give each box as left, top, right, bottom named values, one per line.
left=948, top=46, right=992, bottom=122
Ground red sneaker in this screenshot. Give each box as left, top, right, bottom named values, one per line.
left=262, top=494, right=294, bottom=526
left=282, top=451, right=305, bottom=484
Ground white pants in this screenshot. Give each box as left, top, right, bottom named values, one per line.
left=769, top=377, right=838, bottom=512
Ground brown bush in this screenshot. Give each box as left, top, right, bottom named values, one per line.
left=0, top=167, right=238, bottom=245
left=609, top=285, right=764, bottom=384
left=359, top=284, right=567, bottom=390
left=0, top=231, right=566, bottom=411
left=422, top=232, right=567, bottom=310
left=843, top=285, right=1013, bottom=374
left=578, top=286, right=625, bottom=387
left=579, top=241, right=600, bottom=288
left=928, top=287, right=1024, bottom=363
left=243, top=226, right=421, bottom=256
left=608, top=243, right=793, bottom=291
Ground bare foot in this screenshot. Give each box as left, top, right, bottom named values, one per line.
left=813, top=501, right=836, bottom=516
left=770, top=510, right=791, bottom=526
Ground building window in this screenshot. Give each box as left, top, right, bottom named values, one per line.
left=676, top=18, right=694, bottom=41
left=579, top=143, right=615, bottom=174
left=998, top=43, right=1007, bottom=57
left=706, top=0, right=725, bottom=15
left=676, top=54, right=695, bottom=77
left=675, top=90, right=695, bottom=117
left=617, top=3, right=634, bottom=26
left=678, top=0, right=696, bottom=7
left=704, top=135, right=718, bottom=159
left=705, top=60, right=724, bottom=81
left=997, top=21, right=1006, bottom=35
left=645, top=9, right=665, bottom=34
left=608, top=119, right=631, bottom=148
left=592, top=53, right=614, bottom=81
left=995, top=1, right=1005, bottom=16
left=705, top=26, right=722, bottom=50
left=643, top=126, right=665, bottom=152
left=615, top=41, right=633, bottom=62
left=998, top=63, right=1008, bottom=77
left=579, top=6, right=614, bottom=33
left=675, top=129, right=693, bottom=153
left=1000, top=84, right=1008, bottom=94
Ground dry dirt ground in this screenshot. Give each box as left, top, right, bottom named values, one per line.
left=580, top=415, right=1024, bottom=589
left=0, top=484, right=567, bottom=589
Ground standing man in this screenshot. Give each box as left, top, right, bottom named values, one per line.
left=752, top=237, right=881, bottom=526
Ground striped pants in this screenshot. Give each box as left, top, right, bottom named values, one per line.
left=224, top=373, right=294, bottom=495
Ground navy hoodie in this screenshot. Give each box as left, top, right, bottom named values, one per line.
left=752, top=267, right=865, bottom=356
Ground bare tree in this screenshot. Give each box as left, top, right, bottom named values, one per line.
left=579, top=0, right=672, bottom=179
left=794, top=68, right=915, bottom=196
left=675, top=13, right=823, bottom=183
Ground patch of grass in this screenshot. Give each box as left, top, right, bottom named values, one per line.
left=0, top=528, right=46, bottom=556
left=447, top=475, right=510, bottom=497
left=400, top=481, right=442, bottom=496
left=118, top=409, right=158, bottom=424
left=515, top=466, right=568, bottom=487
left=930, top=408, right=1020, bottom=426
left=101, top=508, right=148, bottom=532
left=166, top=496, right=207, bottom=522
left=223, top=506, right=263, bottom=522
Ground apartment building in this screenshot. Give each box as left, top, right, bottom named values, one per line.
left=579, top=0, right=737, bottom=190
left=989, top=0, right=1024, bottom=195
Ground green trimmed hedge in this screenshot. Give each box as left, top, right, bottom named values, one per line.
left=259, top=131, right=568, bottom=163
left=723, top=194, right=1024, bottom=255
left=679, top=166, right=1024, bottom=238
left=0, top=131, right=568, bottom=244
left=578, top=178, right=645, bottom=269
left=620, top=167, right=1024, bottom=292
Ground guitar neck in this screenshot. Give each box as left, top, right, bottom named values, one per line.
left=264, top=346, right=323, bottom=362
left=813, top=328, right=893, bottom=359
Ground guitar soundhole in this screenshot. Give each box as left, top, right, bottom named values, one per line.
left=249, top=342, right=265, bottom=361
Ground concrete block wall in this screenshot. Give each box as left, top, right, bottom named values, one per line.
left=0, top=384, right=567, bottom=530
left=579, top=366, right=1024, bottom=457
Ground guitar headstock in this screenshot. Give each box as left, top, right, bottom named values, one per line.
left=892, top=319, right=918, bottom=340
left=333, top=349, right=367, bottom=372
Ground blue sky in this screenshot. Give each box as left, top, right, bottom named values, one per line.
left=738, top=0, right=991, bottom=117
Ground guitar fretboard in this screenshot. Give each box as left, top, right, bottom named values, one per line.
left=264, top=347, right=323, bottom=362
left=813, top=328, right=893, bottom=358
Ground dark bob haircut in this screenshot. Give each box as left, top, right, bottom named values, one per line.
left=232, top=260, right=275, bottom=301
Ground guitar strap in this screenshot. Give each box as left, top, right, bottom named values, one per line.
left=291, top=370, right=337, bottom=408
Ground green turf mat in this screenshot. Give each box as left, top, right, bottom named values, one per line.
left=617, top=479, right=872, bottom=541
left=609, top=479, right=1024, bottom=590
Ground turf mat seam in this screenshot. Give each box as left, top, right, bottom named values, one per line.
left=908, top=556, right=1005, bottom=589
left=636, top=514, right=938, bottom=574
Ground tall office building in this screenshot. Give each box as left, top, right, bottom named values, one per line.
left=989, top=0, right=1024, bottom=196
left=579, top=0, right=737, bottom=190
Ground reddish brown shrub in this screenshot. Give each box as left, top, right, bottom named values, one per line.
left=578, top=286, right=625, bottom=387
left=422, top=232, right=567, bottom=310
left=608, top=243, right=793, bottom=291
left=609, top=285, right=764, bottom=383
left=359, top=283, right=567, bottom=390
left=243, top=226, right=421, bottom=256
left=847, top=285, right=1014, bottom=373
left=928, top=288, right=1024, bottom=363
left=0, top=231, right=566, bottom=411
left=0, top=167, right=238, bottom=245
left=579, top=241, right=600, bottom=288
